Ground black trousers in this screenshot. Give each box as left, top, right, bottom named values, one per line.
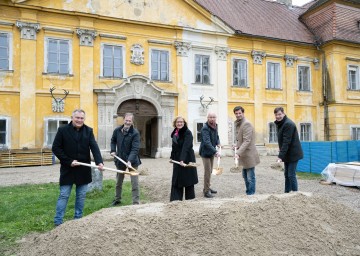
left=170, top=185, right=195, bottom=201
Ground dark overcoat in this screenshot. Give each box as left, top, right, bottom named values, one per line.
left=170, top=126, right=198, bottom=188
left=52, top=122, right=103, bottom=186
left=110, top=125, right=141, bottom=170
left=199, top=122, right=220, bottom=158
left=275, top=115, right=304, bottom=162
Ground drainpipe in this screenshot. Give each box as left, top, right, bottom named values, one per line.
left=316, top=44, right=330, bottom=141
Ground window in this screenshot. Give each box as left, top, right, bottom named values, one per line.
left=46, top=38, right=70, bottom=74
left=348, top=65, right=360, bottom=90
left=233, top=59, right=247, bottom=87
left=196, top=122, right=204, bottom=143
left=195, top=54, right=210, bottom=84
left=300, top=123, right=311, bottom=141
left=151, top=49, right=169, bottom=81
left=0, top=33, right=9, bottom=70
left=351, top=127, right=360, bottom=140
left=0, top=117, right=9, bottom=148
left=103, top=44, right=123, bottom=78
left=269, top=122, right=278, bottom=143
left=267, top=62, right=281, bottom=89
left=45, top=119, right=69, bottom=146
left=298, top=66, right=310, bottom=91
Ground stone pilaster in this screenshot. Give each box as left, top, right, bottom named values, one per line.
left=284, top=55, right=298, bottom=67
left=17, top=20, right=40, bottom=147
left=251, top=50, right=266, bottom=65
left=76, top=28, right=96, bottom=46
left=215, top=46, right=230, bottom=61
left=174, top=41, right=191, bottom=57
left=16, top=21, right=40, bottom=40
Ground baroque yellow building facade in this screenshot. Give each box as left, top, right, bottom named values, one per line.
left=0, top=0, right=359, bottom=158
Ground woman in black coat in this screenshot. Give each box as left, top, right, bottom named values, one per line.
left=170, top=116, right=198, bottom=201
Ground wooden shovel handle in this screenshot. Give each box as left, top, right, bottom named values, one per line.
left=113, top=155, right=138, bottom=172
left=76, top=162, right=138, bottom=176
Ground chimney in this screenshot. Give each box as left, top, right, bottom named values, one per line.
left=276, top=0, right=292, bottom=7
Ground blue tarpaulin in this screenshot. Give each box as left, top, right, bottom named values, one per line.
left=297, top=141, right=360, bottom=173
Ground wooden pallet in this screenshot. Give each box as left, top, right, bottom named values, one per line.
left=0, top=148, right=53, bottom=168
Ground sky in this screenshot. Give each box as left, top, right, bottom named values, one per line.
left=292, top=0, right=313, bottom=6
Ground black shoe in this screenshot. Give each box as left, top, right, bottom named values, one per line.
left=111, top=200, right=121, bottom=206
left=209, top=188, right=217, bottom=194
left=204, top=191, right=213, bottom=198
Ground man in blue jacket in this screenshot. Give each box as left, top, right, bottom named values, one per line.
left=110, top=113, right=141, bottom=205
left=274, top=107, right=303, bottom=193
left=52, top=109, right=104, bottom=226
left=199, top=112, right=220, bottom=198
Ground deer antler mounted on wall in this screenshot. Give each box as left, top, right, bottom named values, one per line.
left=200, top=95, right=214, bottom=111
left=50, top=87, right=69, bottom=113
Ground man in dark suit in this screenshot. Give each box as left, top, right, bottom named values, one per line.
left=274, top=107, right=304, bottom=193
left=52, top=109, right=104, bottom=226
left=110, top=113, right=141, bottom=205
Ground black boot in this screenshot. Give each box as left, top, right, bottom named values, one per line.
left=204, top=190, right=213, bottom=198
left=209, top=188, right=217, bottom=194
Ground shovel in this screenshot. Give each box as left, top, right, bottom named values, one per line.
left=230, top=147, right=242, bottom=173
left=170, top=160, right=199, bottom=168
left=76, top=162, right=139, bottom=176
left=113, top=155, right=138, bottom=172
left=212, top=146, right=223, bottom=175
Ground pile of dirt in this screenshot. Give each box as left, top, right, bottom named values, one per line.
left=19, top=193, right=360, bottom=256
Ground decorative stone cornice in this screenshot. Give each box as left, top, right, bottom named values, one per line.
left=99, top=33, right=127, bottom=40
left=76, top=28, right=97, bottom=46
left=174, top=41, right=191, bottom=57
left=251, top=50, right=266, bottom=64
left=16, top=21, right=40, bottom=40
left=215, top=46, right=230, bottom=61
left=284, top=55, right=298, bottom=67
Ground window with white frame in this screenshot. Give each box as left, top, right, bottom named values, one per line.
left=233, top=59, right=247, bottom=87
left=103, top=44, right=123, bottom=78
left=269, top=122, right=278, bottom=143
left=45, top=119, right=70, bottom=146
left=0, top=32, right=10, bottom=70
left=195, top=54, right=210, bottom=84
left=348, top=65, right=360, bottom=90
left=0, top=117, right=9, bottom=148
left=298, top=65, right=310, bottom=91
left=351, top=127, right=360, bottom=140
left=196, top=122, right=204, bottom=143
left=46, top=38, right=70, bottom=74
left=151, top=49, right=169, bottom=81
left=267, top=62, right=281, bottom=89
left=300, top=123, right=312, bottom=141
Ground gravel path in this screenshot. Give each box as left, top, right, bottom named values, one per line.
left=1, top=155, right=359, bottom=211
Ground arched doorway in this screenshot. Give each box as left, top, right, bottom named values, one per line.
left=95, top=75, right=178, bottom=158
left=117, top=99, right=158, bottom=157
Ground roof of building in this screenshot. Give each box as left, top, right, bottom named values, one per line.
left=195, top=0, right=360, bottom=45
left=301, top=1, right=360, bottom=44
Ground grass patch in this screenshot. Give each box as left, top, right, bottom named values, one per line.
left=297, top=172, right=322, bottom=180
left=0, top=180, right=145, bottom=255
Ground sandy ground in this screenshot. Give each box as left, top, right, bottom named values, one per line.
left=1, top=156, right=360, bottom=255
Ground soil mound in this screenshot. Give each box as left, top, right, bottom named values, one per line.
left=19, top=193, right=360, bottom=256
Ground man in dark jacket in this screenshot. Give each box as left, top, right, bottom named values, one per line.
left=110, top=113, right=141, bottom=205
left=199, top=112, right=220, bottom=198
left=274, top=107, right=303, bottom=193
left=52, top=109, right=104, bottom=226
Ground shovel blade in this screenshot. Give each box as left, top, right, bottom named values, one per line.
left=212, top=167, right=223, bottom=175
